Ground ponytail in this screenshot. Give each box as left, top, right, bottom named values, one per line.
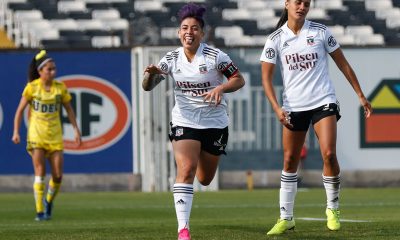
left=28, top=57, right=39, bottom=82
left=275, top=9, right=288, bottom=30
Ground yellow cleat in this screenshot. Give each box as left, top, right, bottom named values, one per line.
left=326, top=208, right=341, bottom=231
left=267, top=218, right=295, bottom=235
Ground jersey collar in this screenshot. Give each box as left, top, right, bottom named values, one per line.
left=282, top=19, right=310, bottom=36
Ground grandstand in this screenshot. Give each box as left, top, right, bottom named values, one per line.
left=1, top=0, right=400, bottom=49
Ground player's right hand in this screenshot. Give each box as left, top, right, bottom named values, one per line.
left=277, top=108, right=293, bottom=129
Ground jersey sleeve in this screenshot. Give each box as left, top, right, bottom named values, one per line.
left=22, top=83, right=32, bottom=101
left=260, top=38, right=278, bottom=64
left=216, top=50, right=239, bottom=79
left=324, top=27, right=340, bottom=53
left=60, top=82, right=72, bottom=103
left=157, top=53, right=173, bottom=75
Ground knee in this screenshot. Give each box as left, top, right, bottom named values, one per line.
left=322, top=151, right=337, bottom=163
left=177, top=165, right=196, bottom=183
left=197, top=177, right=212, bottom=186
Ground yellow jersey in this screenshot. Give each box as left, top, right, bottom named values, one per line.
left=22, top=78, right=72, bottom=152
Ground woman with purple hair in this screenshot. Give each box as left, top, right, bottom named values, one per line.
left=142, top=3, right=245, bottom=240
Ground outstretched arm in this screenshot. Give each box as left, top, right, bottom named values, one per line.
left=142, top=64, right=166, bottom=91
left=330, top=48, right=372, bottom=118
left=12, top=97, right=29, bottom=144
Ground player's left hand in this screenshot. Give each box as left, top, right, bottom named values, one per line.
left=201, top=85, right=224, bottom=105
left=360, top=96, right=372, bottom=118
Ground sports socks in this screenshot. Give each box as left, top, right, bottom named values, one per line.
left=323, top=175, right=340, bottom=209
left=173, top=183, right=193, bottom=232
left=33, top=176, right=45, bottom=213
left=279, top=171, right=298, bottom=220
left=46, top=178, right=61, bottom=203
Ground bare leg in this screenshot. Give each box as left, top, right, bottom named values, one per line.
left=171, top=140, right=201, bottom=232
left=313, top=115, right=340, bottom=176
left=196, top=150, right=220, bottom=186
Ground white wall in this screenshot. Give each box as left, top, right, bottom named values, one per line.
left=329, top=48, right=400, bottom=170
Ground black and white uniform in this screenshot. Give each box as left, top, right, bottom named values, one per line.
left=158, top=42, right=239, bottom=129
left=260, top=20, right=340, bottom=112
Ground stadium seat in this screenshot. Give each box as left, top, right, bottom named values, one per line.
left=357, top=34, right=385, bottom=45
left=92, top=9, right=121, bottom=19
left=134, top=1, right=165, bottom=12
left=365, top=0, right=393, bottom=11
left=314, top=0, right=344, bottom=10
left=50, top=19, right=79, bottom=31
left=91, top=35, right=121, bottom=48
left=58, top=1, right=87, bottom=13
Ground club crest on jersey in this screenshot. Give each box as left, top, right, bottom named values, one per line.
left=307, top=36, right=315, bottom=46
left=199, top=64, right=207, bottom=74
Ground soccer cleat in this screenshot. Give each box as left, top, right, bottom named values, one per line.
left=44, top=200, right=53, bottom=219
left=34, top=212, right=48, bottom=221
left=267, top=218, right=295, bottom=235
left=178, top=228, right=191, bottom=240
left=326, top=208, right=340, bottom=231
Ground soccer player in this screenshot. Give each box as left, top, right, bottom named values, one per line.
left=260, top=0, right=372, bottom=235
left=12, top=50, right=81, bottom=221
left=142, top=3, right=245, bottom=239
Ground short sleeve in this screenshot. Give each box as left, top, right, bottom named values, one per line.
left=216, top=50, right=239, bottom=79
left=22, top=83, right=32, bottom=101
left=260, top=38, right=278, bottom=64
left=157, top=53, right=173, bottom=74
left=324, top=27, right=340, bottom=53
left=60, top=82, right=72, bottom=103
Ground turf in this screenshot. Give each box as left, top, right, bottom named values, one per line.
left=0, top=188, right=399, bottom=239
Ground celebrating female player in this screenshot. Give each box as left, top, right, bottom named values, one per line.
left=142, top=3, right=245, bottom=239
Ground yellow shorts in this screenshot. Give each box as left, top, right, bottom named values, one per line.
left=27, top=140, right=64, bottom=158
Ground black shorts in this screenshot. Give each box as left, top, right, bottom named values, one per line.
left=287, top=103, right=341, bottom=131
left=169, top=124, right=229, bottom=156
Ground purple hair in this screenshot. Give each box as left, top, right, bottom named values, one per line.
left=178, top=3, right=206, bottom=28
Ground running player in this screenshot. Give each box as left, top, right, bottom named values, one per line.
left=12, top=50, right=81, bottom=221
left=142, top=3, right=245, bottom=240
left=260, top=0, right=372, bottom=235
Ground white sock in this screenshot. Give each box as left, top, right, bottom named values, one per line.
left=173, top=183, right=193, bottom=232
left=279, top=171, right=298, bottom=220
left=323, top=175, right=340, bottom=209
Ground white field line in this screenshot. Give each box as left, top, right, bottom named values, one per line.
left=297, top=217, right=372, bottom=223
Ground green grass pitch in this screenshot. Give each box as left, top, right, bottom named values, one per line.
left=0, top=188, right=399, bottom=239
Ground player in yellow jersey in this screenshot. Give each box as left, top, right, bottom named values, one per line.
left=12, top=50, right=81, bottom=221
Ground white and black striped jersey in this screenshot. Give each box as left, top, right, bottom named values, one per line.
left=260, top=20, right=340, bottom=111
left=158, top=43, right=239, bottom=129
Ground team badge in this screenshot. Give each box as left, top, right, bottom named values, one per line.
left=264, top=48, right=275, bottom=59
left=328, top=36, right=337, bottom=47
left=218, top=62, right=228, bottom=71
left=307, top=36, right=315, bottom=46
left=199, top=64, right=207, bottom=74
left=159, top=62, right=168, bottom=73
